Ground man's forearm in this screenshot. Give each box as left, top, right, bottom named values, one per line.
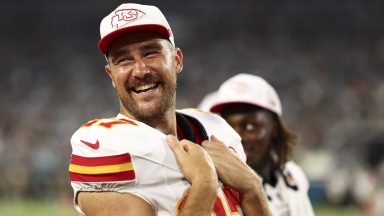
left=240, top=183, right=272, bottom=216
left=167, top=136, right=218, bottom=216
left=178, top=180, right=218, bottom=216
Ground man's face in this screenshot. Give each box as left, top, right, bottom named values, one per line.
left=222, top=106, right=276, bottom=169
left=105, top=31, right=183, bottom=121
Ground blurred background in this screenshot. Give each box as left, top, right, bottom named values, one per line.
left=1, top=0, right=383, bottom=215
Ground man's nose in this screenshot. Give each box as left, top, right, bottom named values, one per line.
left=132, top=59, right=150, bottom=78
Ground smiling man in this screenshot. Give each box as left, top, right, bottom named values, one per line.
left=105, top=31, right=181, bottom=126
left=69, top=3, right=271, bottom=216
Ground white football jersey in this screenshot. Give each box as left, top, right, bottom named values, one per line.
left=263, top=161, right=315, bottom=216
left=69, top=109, right=246, bottom=216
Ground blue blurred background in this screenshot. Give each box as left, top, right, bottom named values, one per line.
left=1, top=0, right=383, bottom=215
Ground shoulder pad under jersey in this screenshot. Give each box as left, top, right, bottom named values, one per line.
left=177, top=108, right=246, bottom=161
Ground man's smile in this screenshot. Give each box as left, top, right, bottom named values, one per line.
left=130, top=82, right=159, bottom=93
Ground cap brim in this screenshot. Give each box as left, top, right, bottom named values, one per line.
left=210, top=101, right=271, bottom=114
left=98, top=24, right=171, bottom=54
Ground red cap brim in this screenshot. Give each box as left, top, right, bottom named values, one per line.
left=210, top=101, right=269, bottom=113
left=98, top=24, right=171, bottom=54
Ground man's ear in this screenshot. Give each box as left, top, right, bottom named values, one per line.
left=105, top=64, right=116, bottom=89
left=174, top=48, right=183, bottom=74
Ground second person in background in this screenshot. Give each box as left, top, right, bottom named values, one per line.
left=202, top=73, right=315, bottom=216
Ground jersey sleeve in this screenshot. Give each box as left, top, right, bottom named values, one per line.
left=69, top=118, right=139, bottom=184
left=68, top=117, right=158, bottom=214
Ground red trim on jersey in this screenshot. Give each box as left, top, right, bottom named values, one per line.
left=69, top=153, right=135, bottom=182
left=99, top=118, right=138, bottom=128
left=213, top=198, right=227, bottom=215
left=82, top=119, right=99, bottom=127
left=222, top=187, right=241, bottom=212
left=70, top=153, right=132, bottom=166
left=69, top=170, right=135, bottom=182
left=189, top=120, right=205, bottom=145
left=176, top=124, right=186, bottom=140
left=176, top=113, right=206, bottom=144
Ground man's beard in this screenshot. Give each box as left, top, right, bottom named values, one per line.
left=117, top=79, right=177, bottom=122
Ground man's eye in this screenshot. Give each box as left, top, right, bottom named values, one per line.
left=245, top=123, right=255, bottom=131
left=115, top=57, right=132, bottom=64
left=144, top=51, right=159, bottom=57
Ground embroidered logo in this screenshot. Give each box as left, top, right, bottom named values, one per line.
left=269, top=94, right=276, bottom=107
left=282, top=169, right=298, bottom=191
left=111, top=9, right=145, bottom=29
left=80, top=139, right=100, bottom=150
left=228, top=80, right=251, bottom=94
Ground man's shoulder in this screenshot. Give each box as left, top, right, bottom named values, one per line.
left=177, top=108, right=226, bottom=125
left=70, top=115, right=164, bottom=157
left=76, top=115, right=140, bottom=129
left=281, top=161, right=310, bottom=192
left=283, top=161, right=307, bottom=178
left=178, top=108, right=246, bottom=161
left=177, top=108, right=237, bottom=136
left=72, top=115, right=151, bottom=136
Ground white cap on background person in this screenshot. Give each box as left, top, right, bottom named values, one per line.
left=198, top=91, right=218, bottom=111
left=209, top=73, right=282, bottom=116
left=98, top=3, right=175, bottom=54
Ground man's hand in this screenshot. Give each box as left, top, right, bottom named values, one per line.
left=202, top=135, right=272, bottom=216
left=166, top=135, right=217, bottom=186
left=201, top=135, right=258, bottom=193
left=166, top=135, right=218, bottom=216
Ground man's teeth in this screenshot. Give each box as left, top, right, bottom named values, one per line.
left=135, top=83, right=157, bottom=92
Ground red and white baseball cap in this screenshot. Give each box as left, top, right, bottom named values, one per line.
left=98, top=3, right=175, bottom=54
left=209, top=73, right=282, bottom=116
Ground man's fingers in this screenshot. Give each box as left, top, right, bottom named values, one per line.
left=209, top=135, right=238, bottom=155
left=167, top=135, right=191, bottom=153
left=179, top=140, right=190, bottom=152
left=166, top=135, right=184, bottom=154
left=210, top=135, right=223, bottom=144
left=202, top=135, right=223, bottom=148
